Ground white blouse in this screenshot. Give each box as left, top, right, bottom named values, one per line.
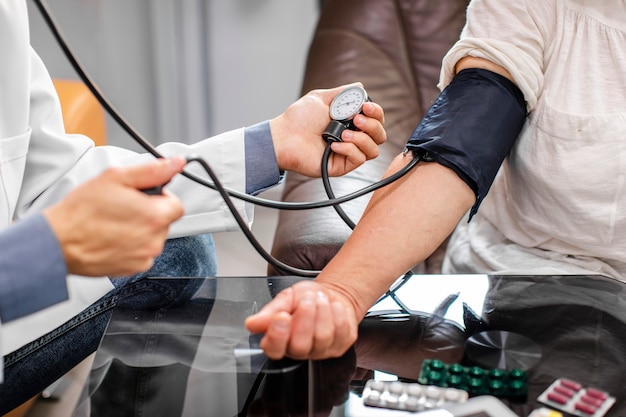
left=441, top=0, right=626, bottom=279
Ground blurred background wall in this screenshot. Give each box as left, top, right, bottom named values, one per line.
left=28, top=0, right=320, bottom=151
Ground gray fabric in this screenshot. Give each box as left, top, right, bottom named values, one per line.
left=244, top=121, right=282, bottom=195
left=0, top=214, right=67, bottom=322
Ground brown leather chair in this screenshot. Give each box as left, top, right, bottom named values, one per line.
left=269, top=0, right=469, bottom=275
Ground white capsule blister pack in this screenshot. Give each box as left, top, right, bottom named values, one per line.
left=362, top=379, right=469, bottom=413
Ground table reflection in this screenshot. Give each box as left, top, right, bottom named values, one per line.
left=71, top=275, right=626, bottom=417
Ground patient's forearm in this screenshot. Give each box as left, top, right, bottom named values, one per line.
left=315, top=154, right=475, bottom=318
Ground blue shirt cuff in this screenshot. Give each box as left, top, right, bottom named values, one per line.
left=244, top=121, right=283, bottom=195
left=0, top=214, right=69, bottom=322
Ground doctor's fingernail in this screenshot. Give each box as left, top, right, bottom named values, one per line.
left=166, top=156, right=186, bottom=170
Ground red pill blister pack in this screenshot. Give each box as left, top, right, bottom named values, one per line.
left=537, top=378, right=615, bottom=417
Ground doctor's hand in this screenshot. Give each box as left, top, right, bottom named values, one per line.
left=269, top=83, right=386, bottom=178
left=44, top=157, right=186, bottom=277
left=245, top=280, right=360, bottom=360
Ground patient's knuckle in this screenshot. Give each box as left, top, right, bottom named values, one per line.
left=288, top=344, right=309, bottom=359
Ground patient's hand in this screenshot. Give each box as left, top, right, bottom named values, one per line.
left=245, top=280, right=360, bottom=360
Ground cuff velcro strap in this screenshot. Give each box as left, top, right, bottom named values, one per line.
left=406, top=68, right=526, bottom=220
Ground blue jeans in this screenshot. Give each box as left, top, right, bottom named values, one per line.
left=0, top=234, right=217, bottom=414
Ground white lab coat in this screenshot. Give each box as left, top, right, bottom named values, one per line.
left=0, top=0, right=252, bottom=355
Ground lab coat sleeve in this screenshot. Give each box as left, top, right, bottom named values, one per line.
left=16, top=47, right=252, bottom=238
left=0, top=0, right=273, bottom=364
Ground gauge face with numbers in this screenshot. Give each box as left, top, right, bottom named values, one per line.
left=329, top=86, right=368, bottom=121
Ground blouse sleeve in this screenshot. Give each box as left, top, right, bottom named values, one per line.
left=439, top=0, right=555, bottom=112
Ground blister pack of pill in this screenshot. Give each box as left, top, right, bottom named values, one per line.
left=418, top=359, right=528, bottom=400
left=537, top=378, right=615, bottom=417
left=362, top=379, right=468, bottom=413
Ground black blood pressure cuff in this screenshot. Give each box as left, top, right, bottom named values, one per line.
left=405, top=68, right=527, bottom=220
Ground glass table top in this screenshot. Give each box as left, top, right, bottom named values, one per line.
left=72, top=274, right=626, bottom=416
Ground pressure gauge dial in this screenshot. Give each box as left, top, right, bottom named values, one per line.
left=323, top=86, right=370, bottom=143
left=329, top=86, right=369, bottom=121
